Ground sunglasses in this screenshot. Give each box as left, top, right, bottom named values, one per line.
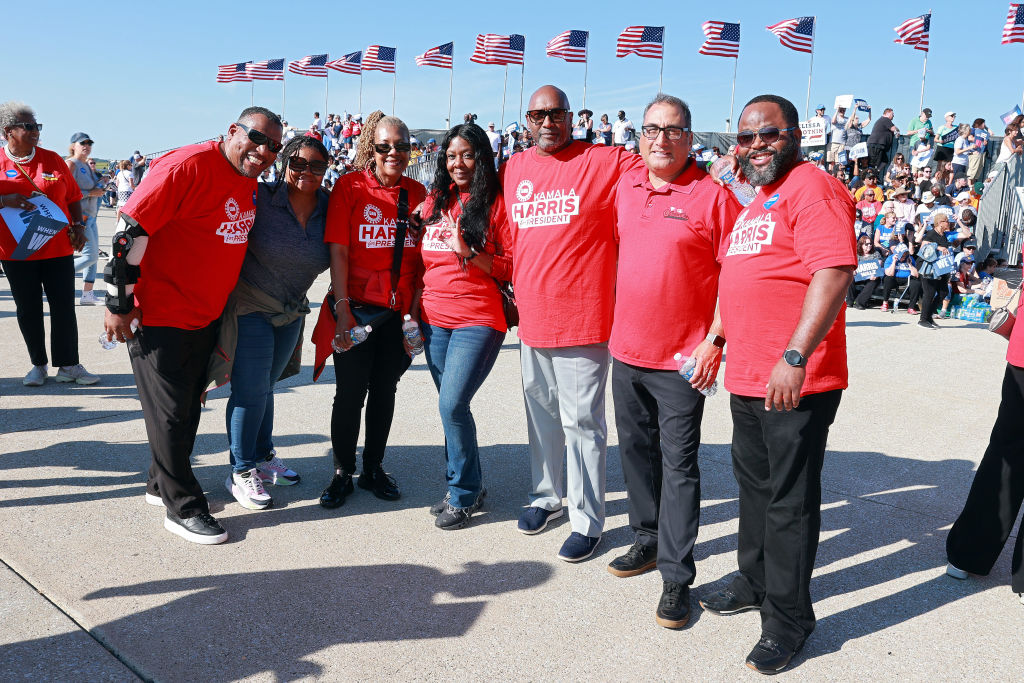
left=9, top=122, right=42, bottom=133
left=235, top=122, right=283, bottom=153
left=525, top=108, right=570, bottom=124
left=640, top=125, right=691, bottom=141
left=374, top=142, right=412, bottom=154
left=735, top=126, right=797, bottom=147
left=288, top=156, right=328, bottom=176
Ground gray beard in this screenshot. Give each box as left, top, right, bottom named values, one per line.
left=737, top=137, right=800, bottom=186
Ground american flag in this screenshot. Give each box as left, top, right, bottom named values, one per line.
left=893, top=13, right=931, bottom=51
left=247, top=58, right=285, bottom=81
left=327, top=51, right=362, bottom=75
left=470, top=34, right=526, bottom=65
left=289, top=54, right=328, bottom=77
left=216, top=62, right=251, bottom=83
left=364, top=45, right=397, bottom=73
left=616, top=26, right=665, bottom=58
left=698, top=21, right=740, bottom=58
left=766, top=16, right=815, bottom=54
left=546, top=30, right=588, bottom=63
left=1003, top=3, right=1024, bottom=44
left=415, top=42, right=453, bottom=69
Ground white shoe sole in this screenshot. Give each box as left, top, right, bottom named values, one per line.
left=557, top=537, right=601, bottom=563
left=145, top=492, right=163, bottom=507
left=55, top=374, right=100, bottom=385
left=225, top=476, right=272, bottom=510
left=256, top=470, right=300, bottom=486
left=517, top=507, right=564, bottom=535
left=23, top=378, right=45, bottom=387
left=946, top=563, right=969, bottom=580
left=163, top=517, right=228, bottom=545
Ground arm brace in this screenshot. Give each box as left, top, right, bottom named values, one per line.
left=103, top=215, right=149, bottom=314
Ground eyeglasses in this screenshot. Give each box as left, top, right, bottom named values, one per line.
left=8, top=122, right=42, bottom=133
left=288, top=156, right=329, bottom=176
left=235, top=122, right=283, bottom=153
left=525, top=108, right=570, bottom=124
left=374, top=142, right=412, bottom=154
left=735, top=126, right=797, bottom=147
left=640, top=125, right=691, bottom=141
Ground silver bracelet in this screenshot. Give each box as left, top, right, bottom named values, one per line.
left=333, top=297, right=350, bottom=314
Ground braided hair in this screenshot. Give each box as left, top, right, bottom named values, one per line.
left=352, top=111, right=410, bottom=172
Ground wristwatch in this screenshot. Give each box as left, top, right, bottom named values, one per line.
left=705, top=333, right=726, bottom=348
left=783, top=349, right=807, bottom=367
left=467, top=246, right=479, bottom=260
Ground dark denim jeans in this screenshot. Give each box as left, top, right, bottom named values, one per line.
left=422, top=323, right=505, bottom=509
left=226, top=313, right=302, bottom=473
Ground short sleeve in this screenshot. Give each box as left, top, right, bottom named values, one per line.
left=324, top=177, right=352, bottom=245
left=792, top=197, right=857, bottom=274
left=489, top=195, right=513, bottom=281
left=62, top=163, right=83, bottom=205
left=121, top=159, right=193, bottom=235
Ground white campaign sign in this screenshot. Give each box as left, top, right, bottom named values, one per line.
left=800, top=119, right=827, bottom=147
left=0, top=195, right=69, bottom=260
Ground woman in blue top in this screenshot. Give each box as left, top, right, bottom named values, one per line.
left=223, top=135, right=332, bottom=511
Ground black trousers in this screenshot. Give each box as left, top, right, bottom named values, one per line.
left=728, top=390, right=843, bottom=650
left=867, top=143, right=889, bottom=176
left=919, top=275, right=949, bottom=323
left=330, top=313, right=412, bottom=474
left=2, top=255, right=79, bottom=367
left=612, top=359, right=706, bottom=585
left=846, top=279, right=879, bottom=307
left=947, top=364, right=1024, bottom=592
left=128, top=323, right=219, bottom=518
left=880, top=275, right=921, bottom=307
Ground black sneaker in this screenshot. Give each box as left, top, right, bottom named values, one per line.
left=698, top=587, right=761, bottom=615
left=607, top=540, right=657, bottom=578
left=319, top=473, right=354, bottom=509
left=435, top=504, right=472, bottom=530
left=429, top=491, right=451, bottom=516
left=655, top=581, right=691, bottom=629
left=358, top=468, right=401, bottom=500
left=745, top=635, right=800, bottom=675
left=163, top=511, right=228, bottom=545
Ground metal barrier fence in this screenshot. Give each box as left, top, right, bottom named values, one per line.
left=976, top=154, right=1024, bottom=265
left=403, top=151, right=439, bottom=186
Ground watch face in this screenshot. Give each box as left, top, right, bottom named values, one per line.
left=784, top=350, right=804, bottom=366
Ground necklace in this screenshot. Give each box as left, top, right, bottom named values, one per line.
left=4, top=146, right=35, bottom=164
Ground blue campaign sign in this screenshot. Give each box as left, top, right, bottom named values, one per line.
left=854, top=258, right=884, bottom=281
left=0, top=196, right=69, bottom=260
left=940, top=130, right=959, bottom=144
left=934, top=253, right=956, bottom=276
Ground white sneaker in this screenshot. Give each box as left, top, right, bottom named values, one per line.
left=145, top=492, right=164, bottom=507
left=256, top=450, right=301, bottom=486
left=80, top=290, right=98, bottom=306
left=56, top=364, right=100, bottom=385
left=23, top=365, right=48, bottom=386
left=946, top=563, right=969, bottom=580
left=225, top=469, right=273, bottom=510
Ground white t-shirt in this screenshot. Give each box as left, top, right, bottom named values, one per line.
left=612, top=118, right=634, bottom=144
left=312, top=117, right=322, bottom=131
left=953, top=137, right=970, bottom=166
left=116, top=169, right=133, bottom=193
left=485, top=130, right=501, bottom=154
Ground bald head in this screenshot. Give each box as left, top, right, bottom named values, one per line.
left=526, top=85, right=573, bottom=156
left=528, top=85, right=570, bottom=112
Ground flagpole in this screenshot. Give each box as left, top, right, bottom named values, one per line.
left=282, top=74, right=287, bottom=121
left=919, top=51, right=928, bottom=113
left=728, top=56, right=738, bottom=132
left=659, top=27, right=666, bottom=92
left=500, top=64, right=508, bottom=131
left=359, top=70, right=363, bottom=116
left=447, top=61, right=454, bottom=129
left=805, top=17, right=816, bottom=119
left=583, top=42, right=589, bottom=109
left=250, top=79, right=254, bottom=107
left=391, top=69, right=396, bottom=115
left=325, top=70, right=330, bottom=119
left=518, top=61, right=525, bottom=126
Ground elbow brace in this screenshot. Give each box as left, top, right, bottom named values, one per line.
left=103, top=215, right=149, bottom=314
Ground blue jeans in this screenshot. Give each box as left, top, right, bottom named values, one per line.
left=73, top=213, right=99, bottom=284
left=422, top=323, right=504, bottom=509
left=226, top=313, right=302, bottom=473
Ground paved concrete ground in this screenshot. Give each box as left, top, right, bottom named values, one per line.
left=1, top=205, right=1022, bottom=681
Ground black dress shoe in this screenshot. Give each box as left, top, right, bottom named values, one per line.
left=745, top=635, right=800, bottom=675
left=655, top=581, right=690, bottom=629
left=357, top=468, right=401, bottom=501
left=319, top=473, right=354, bottom=509
left=698, top=587, right=761, bottom=615
left=607, top=540, right=657, bottom=578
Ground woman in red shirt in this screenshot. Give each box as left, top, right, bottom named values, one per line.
left=0, top=101, right=97, bottom=386
left=319, top=111, right=426, bottom=508
left=418, top=123, right=512, bottom=530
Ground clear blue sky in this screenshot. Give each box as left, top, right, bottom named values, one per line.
left=8, top=0, right=1023, bottom=159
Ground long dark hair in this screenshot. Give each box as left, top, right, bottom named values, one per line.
left=427, top=123, right=500, bottom=255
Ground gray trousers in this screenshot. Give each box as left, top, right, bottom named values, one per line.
left=520, top=342, right=609, bottom=537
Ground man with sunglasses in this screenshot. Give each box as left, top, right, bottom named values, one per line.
left=607, top=93, right=741, bottom=629
left=102, top=106, right=283, bottom=545
left=502, top=85, right=644, bottom=562
left=698, top=95, right=855, bottom=674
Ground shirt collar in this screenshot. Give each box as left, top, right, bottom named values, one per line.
left=629, top=158, right=699, bottom=194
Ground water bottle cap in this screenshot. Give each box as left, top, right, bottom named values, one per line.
left=365, top=325, right=373, bottom=332
left=403, top=314, right=412, bottom=321
left=673, top=352, right=683, bottom=360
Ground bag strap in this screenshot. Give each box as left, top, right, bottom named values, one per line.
left=11, top=159, right=45, bottom=195
left=389, top=186, right=409, bottom=308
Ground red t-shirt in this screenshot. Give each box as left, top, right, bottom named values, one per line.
left=0, top=147, right=82, bottom=261
left=122, top=141, right=257, bottom=329
left=611, top=163, right=740, bottom=370
left=501, top=142, right=644, bottom=347
left=418, top=190, right=513, bottom=332
left=1007, top=247, right=1024, bottom=368
left=324, top=169, right=426, bottom=313
left=718, top=162, right=857, bottom=397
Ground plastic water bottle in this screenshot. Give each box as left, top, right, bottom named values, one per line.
left=708, top=157, right=757, bottom=207
left=98, top=319, right=139, bottom=350
left=674, top=353, right=718, bottom=397
left=332, top=325, right=372, bottom=353
left=402, top=314, right=424, bottom=356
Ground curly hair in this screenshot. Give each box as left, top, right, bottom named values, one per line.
left=426, top=123, right=501, bottom=261
left=352, top=111, right=410, bottom=172
left=0, top=101, right=34, bottom=137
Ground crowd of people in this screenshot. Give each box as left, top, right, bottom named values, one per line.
left=2, top=88, right=1024, bottom=676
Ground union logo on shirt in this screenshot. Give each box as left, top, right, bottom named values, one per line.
left=515, top=179, right=534, bottom=202
left=224, top=197, right=240, bottom=221
left=217, top=196, right=255, bottom=244
left=364, top=204, right=383, bottom=223
left=725, top=209, right=776, bottom=256
left=510, top=186, right=580, bottom=229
